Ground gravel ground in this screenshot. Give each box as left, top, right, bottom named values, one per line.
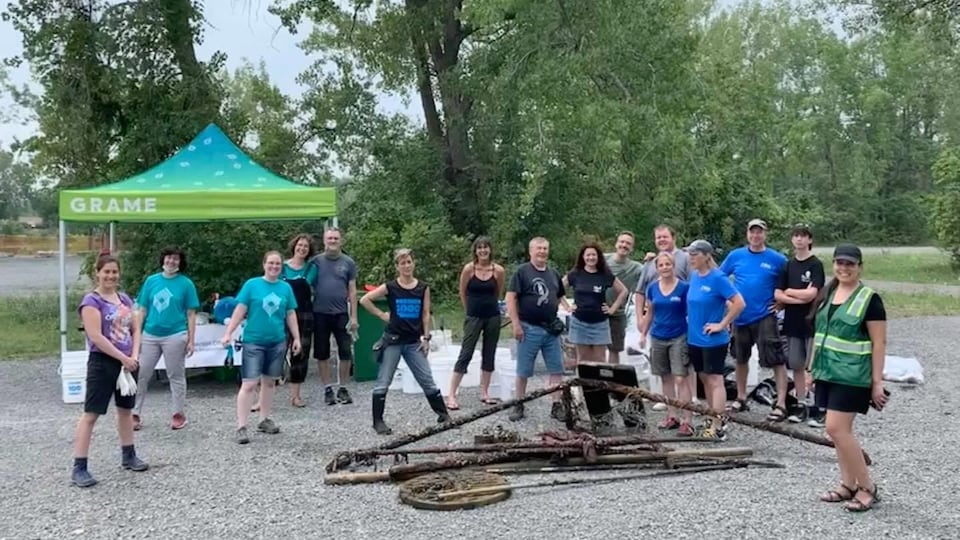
left=0, top=316, right=954, bottom=540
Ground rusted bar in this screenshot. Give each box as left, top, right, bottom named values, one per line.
left=326, top=382, right=571, bottom=472
left=572, top=378, right=873, bottom=466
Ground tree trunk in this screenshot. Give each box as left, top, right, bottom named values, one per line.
left=404, top=0, right=483, bottom=235
left=155, top=0, right=218, bottom=119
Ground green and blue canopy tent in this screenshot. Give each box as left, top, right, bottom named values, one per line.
left=56, top=123, right=337, bottom=355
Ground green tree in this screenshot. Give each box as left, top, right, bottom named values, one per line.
left=0, top=150, right=33, bottom=219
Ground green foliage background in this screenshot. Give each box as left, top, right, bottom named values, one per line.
left=4, top=0, right=960, bottom=304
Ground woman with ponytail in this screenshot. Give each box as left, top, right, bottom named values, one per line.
left=808, top=243, right=888, bottom=512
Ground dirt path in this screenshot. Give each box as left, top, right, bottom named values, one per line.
left=864, top=279, right=960, bottom=298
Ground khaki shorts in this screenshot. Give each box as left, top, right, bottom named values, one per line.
left=650, top=335, right=689, bottom=377
left=607, top=313, right=627, bottom=353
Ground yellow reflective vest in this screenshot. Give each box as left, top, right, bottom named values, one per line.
left=810, top=284, right=876, bottom=388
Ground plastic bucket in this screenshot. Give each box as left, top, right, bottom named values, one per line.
left=496, top=356, right=517, bottom=402
left=59, top=351, right=88, bottom=404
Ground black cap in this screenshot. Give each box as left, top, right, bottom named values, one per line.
left=790, top=223, right=813, bottom=238
left=833, top=243, right=862, bottom=264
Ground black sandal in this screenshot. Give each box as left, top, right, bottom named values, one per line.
left=727, top=399, right=749, bottom=412
left=766, top=405, right=787, bottom=422
left=844, top=485, right=881, bottom=512
left=819, top=483, right=856, bottom=503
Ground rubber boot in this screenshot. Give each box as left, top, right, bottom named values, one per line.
left=372, top=393, right=392, bottom=435
left=425, top=390, right=451, bottom=424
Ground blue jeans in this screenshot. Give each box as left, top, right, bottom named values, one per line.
left=241, top=341, right=286, bottom=381
left=516, top=321, right=564, bottom=378
left=373, top=343, right=439, bottom=396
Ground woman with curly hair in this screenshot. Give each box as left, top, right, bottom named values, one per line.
left=563, top=241, right=629, bottom=364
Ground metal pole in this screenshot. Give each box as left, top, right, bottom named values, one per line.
left=58, top=220, right=68, bottom=356
left=109, top=222, right=115, bottom=253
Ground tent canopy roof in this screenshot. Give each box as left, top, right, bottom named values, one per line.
left=58, top=123, right=336, bottom=223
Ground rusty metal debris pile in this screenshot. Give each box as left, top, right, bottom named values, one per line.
left=323, top=378, right=871, bottom=510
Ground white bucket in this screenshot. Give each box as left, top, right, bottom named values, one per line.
left=496, top=357, right=518, bottom=402
left=60, top=350, right=88, bottom=404
left=61, top=376, right=86, bottom=404
left=402, top=352, right=457, bottom=395
left=747, top=345, right=760, bottom=388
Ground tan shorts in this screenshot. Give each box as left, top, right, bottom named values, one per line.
left=650, top=335, right=689, bottom=377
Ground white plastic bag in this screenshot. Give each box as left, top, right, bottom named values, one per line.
left=883, top=355, right=924, bottom=384
left=117, top=370, right=138, bottom=396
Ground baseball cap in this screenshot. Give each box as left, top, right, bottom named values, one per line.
left=686, top=239, right=715, bottom=255
left=790, top=223, right=813, bottom=238
left=747, top=218, right=768, bottom=230
left=832, top=243, right=862, bottom=264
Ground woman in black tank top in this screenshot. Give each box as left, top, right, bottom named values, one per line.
left=446, top=237, right=506, bottom=410
left=359, top=248, right=451, bottom=435
left=277, top=233, right=316, bottom=409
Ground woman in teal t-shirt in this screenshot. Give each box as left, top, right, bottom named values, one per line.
left=221, top=251, right=302, bottom=445
left=132, top=246, right=200, bottom=432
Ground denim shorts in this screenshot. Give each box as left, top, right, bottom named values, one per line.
left=516, top=321, right=564, bottom=378
left=241, top=341, right=286, bottom=380
left=567, top=316, right=611, bottom=346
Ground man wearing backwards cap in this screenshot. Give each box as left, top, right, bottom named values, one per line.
left=719, top=218, right=788, bottom=415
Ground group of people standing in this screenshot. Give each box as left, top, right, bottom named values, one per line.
left=70, top=221, right=890, bottom=511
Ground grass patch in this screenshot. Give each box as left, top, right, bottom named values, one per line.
left=0, top=234, right=93, bottom=255
left=0, top=292, right=86, bottom=360
left=881, top=291, right=960, bottom=318
left=863, top=252, right=959, bottom=285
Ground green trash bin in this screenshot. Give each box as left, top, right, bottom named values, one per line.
left=353, top=292, right=388, bottom=382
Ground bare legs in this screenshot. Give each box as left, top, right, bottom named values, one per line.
left=661, top=374, right=693, bottom=425
left=822, top=410, right=878, bottom=509
left=72, top=413, right=97, bottom=459
left=236, top=381, right=258, bottom=428
left=575, top=344, right=606, bottom=364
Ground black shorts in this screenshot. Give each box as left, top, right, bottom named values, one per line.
left=814, top=380, right=871, bottom=415
left=733, top=314, right=785, bottom=368
left=313, top=312, right=353, bottom=362
left=688, top=344, right=728, bottom=375
left=84, top=351, right=136, bottom=415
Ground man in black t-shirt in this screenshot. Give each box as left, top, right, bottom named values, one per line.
left=774, top=224, right=825, bottom=423
left=505, top=236, right=572, bottom=422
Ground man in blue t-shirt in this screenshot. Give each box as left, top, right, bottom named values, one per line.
left=718, top=218, right=788, bottom=416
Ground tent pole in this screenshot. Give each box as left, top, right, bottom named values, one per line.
left=109, top=222, right=116, bottom=253
left=58, top=220, right=68, bottom=356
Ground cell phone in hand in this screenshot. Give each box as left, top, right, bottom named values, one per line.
left=869, top=388, right=892, bottom=411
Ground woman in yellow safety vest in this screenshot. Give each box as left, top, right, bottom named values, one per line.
left=807, top=243, right=889, bottom=512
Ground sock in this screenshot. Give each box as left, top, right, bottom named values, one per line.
left=73, top=457, right=88, bottom=470
left=121, top=444, right=135, bottom=459
left=325, top=385, right=335, bottom=392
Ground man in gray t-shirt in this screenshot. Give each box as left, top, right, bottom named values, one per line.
left=604, top=231, right=643, bottom=363
left=310, top=228, right=359, bottom=406
left=634, top=226, right=690, bottom=315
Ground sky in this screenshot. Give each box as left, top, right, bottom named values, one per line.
left=0, top=0, right=421, bottom=149
left=0, top=0, right=766, bottom=151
